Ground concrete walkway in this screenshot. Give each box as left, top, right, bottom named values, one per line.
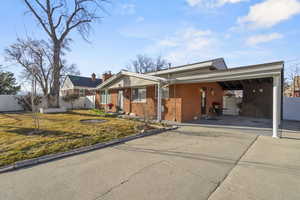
left=0, top=126, right=299, bottom=200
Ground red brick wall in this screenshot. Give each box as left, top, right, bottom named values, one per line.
left=162, top=98, right=182, bottom=122
left=95, top=90, right=118, bottom=112
left=95, top=82, right=223, bottom=122
left=131, top=86, right=157, bottom=120
left=170, top=83, right=223, bottom=122
left=95, top=91, right=101, bottom=108
left=123, top=88, right=131, bottom=113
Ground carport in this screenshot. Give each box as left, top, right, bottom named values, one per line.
left=172, top=61, right=284, bottom=138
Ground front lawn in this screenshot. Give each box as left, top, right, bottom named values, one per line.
left=0, top=110, right=144, bottom=167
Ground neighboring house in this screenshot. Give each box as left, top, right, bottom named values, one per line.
left=292, top=76, right=300, bottom=97
left=95, top=58, right=284, bottom=137
left=60, top=73, right=103, bottom=96
left=284, top=76, right=300, bottom=97
left=284, top=85, right=293, bottom=97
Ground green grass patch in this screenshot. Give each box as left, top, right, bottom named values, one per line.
left=0, top=110, right=142, bottom=167
left=92, top=109, right=116, bottom=117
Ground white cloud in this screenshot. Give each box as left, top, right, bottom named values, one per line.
left=238, top=0, right=300, bottom=29
left=246, top=33, right=283, bottom=46
left=119, top=3, right=136, bottom=15
left=136, top=16, right=145, bottom=23
left=186, top=0, right=247, bottom=7
left=148, top=27, right=218, bottom=65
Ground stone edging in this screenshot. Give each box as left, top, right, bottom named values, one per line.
left=0, top=126, right=178, bottom=174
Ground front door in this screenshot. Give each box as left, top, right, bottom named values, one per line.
left=117, top=90, right=124, bottom=111
left=200, top=88, right=207, bottom=115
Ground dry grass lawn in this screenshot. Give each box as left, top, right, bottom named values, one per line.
left=0, top=110, right=143, bottom=167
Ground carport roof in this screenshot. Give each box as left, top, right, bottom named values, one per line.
left=170, top=61, right=283, bottom=84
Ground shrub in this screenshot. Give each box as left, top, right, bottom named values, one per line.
left=62, top=94, right=80, bottom=109
left=16, top=94, right=42, bottom=111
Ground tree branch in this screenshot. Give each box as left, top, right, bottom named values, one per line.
left=23, top=0, right=52, bottom=37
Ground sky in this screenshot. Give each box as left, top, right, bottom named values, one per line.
left=1, top=0, right=300, bottom=88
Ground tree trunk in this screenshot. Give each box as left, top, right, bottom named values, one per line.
left=49, top=43, right=61, bottom=108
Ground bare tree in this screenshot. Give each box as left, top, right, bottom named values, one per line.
left=22, top=0, right=108, bottom=107
left=286, top=63, right=300, bottom=97
left=5, top=38, right=80, bottom=107
left=127, top=55, right=169, bottom=73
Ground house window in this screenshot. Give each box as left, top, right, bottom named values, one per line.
left=79, top=89, right=85, bottom=96
left=162, top=87, right=169, bottom=99
left=132, top=88, right=146, bottom=102
left=101, top=91, right=106, bottom=104
left=100, top=91, right=111, bottom=104
left=155, top=86, right=169, bottom=99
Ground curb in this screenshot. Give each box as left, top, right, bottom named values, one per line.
left=0, top=126, right=178, bottom=174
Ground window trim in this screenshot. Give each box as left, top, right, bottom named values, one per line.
left=100, top=91, right=111, bottom=104
left=155, top=85, right=170, bottom=99
left=100, top=91, right=106, bottom=104
left=131, top=87, right=147, bottom=103
left=79, top=89, right=85, bottom=97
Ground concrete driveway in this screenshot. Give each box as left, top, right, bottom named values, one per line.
left=0, top=126, right=300, bottom=200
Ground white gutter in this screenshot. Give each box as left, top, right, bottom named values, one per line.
left=172, top=63, right=283, bottom=83
left=147, top=61, right=214, bottom=76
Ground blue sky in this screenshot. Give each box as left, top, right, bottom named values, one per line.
left=1, top=0, right=300, bottom=83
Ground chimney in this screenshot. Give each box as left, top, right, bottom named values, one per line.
left=102, top=71, right=113, bottom=81
left=91, top=73, right=96, bottom=81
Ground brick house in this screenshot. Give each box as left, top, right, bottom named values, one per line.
left=284, top=76, right=300, bottom=97
left=292, top=76, right=300, bottom=97
left=60, top=73, right=102, bottom=97
left=95, top=58, right=284, bottom=138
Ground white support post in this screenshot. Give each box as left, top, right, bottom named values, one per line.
left=157, top=83, right=162, bottom=122
left=278, top=74, right=282, bottom=127
left=273, top=76, right=280, bottom=138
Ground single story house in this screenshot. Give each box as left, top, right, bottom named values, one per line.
left=61, top=74, right=103, bottom=97
left=95, top=58, right=284, bottom=138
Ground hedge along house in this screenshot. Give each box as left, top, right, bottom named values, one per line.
left=95, top=58, right=284, bottom=138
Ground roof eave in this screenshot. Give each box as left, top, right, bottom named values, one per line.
left=96, top=71, right=168, bottom=90
left=171, top=62, right=283, bottom=84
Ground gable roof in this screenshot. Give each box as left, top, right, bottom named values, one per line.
left=68, top=75, right=102, bottom=88
left=97, top=71, right=168, bottom=89
left=146, top=58, right=227, bottom=76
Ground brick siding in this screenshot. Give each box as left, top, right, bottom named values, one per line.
left=96, top=82, right=224, bottom=122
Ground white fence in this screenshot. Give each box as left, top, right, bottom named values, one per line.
left=283, top=97, right=300, bottom=121
left=0, top=95, right=24, bottom=112
left=0, top=95, right=96, bottom=112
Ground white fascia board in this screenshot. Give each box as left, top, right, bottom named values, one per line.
left=96, top=71, right=167, bottom=90
left=173, top=63, right=283, bottom=83
left=174, top=71, right=281, bottom=84
left=96, top=72, right=122, bottom=89
left=61, top=76, right=73, bottom=89
left=147, top=61, right=214, bottom=76
left=61, top=86, right=95, bottom=90
left=122, top=71, right=167, bottom=82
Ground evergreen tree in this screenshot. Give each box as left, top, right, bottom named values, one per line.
left=0, top=71, right=21, bottom=95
